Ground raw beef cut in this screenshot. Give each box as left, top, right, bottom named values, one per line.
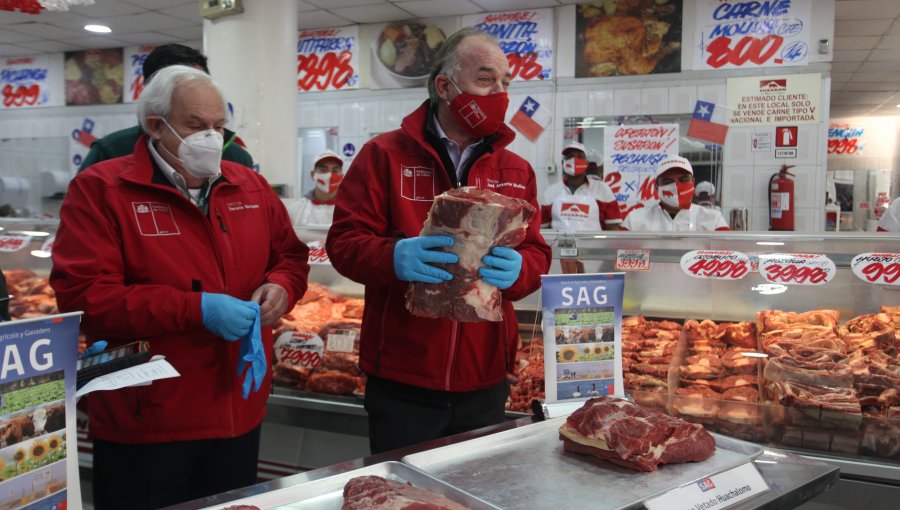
left=558, top=396, right=716, bottom=472
left=406, top=187, right=534, bottom=322
left=342, top=475, right=470, bottom=510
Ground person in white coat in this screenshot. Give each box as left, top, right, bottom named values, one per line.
left=622, top=156, right=729, bottom=231
left=287, top=150, right=344, bottom=227
left=877, top=197, right=900, bottom=231
left=541, top=141, right=622, bottom=232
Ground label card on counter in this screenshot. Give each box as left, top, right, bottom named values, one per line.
left=680, top=250, right=750, bottom=280
left=851, top=253, right=900, bottom=285
left=307, top=240, right=330, bottom=265
left=758, top=253, right=836, bottom=286
left=645, top=462, right=768, bottom=510
left=616, top=249, right=651, bottom=271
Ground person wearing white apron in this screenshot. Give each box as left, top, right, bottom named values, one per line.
left=286, top=150, right=343, bottom=228
left=622, top=156, right=729, bottom=232
left=541, top=141, right=622, bottom=232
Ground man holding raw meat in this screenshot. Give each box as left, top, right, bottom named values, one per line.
left=327, top=28, right=551, bottom=454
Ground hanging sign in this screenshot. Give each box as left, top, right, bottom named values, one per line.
left=603, top=124, right=679, bottom=216
left=541, top=273, right=624, bottom=403
left=694, top=0, right=812, bottom=70
left=727, top=73, right=821, bottom=126
left=758, top=253, right=836, bottom=286
left=828, top=123, right=865, bottom=155
left=297, top=25, right=359, bottom=92
left=851, top=253, right=900, bottom=285
left=463, top=9, right=554, bottom=81
left=1, top=56, right=52, bottom=109
left=680, top=250, right=751, bottom=280
left=123, top=46, right=155, bottom=103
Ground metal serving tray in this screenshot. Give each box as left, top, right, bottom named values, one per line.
left=201, top=461, right=501, bottom=510
left=402, top=417, right=764, bottom=510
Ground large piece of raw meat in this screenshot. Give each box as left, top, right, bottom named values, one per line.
left=406, top=187, right=534, bottom=322
left=342, top=475, right=470, bottom=510
left=558, top=396, right=716, bottom=472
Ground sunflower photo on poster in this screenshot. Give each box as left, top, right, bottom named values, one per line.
left=575, top=0, right=682, bottom=78
left=64, top=48, right=124, bottom=106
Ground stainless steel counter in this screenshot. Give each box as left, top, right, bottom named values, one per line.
left=165, top=416, right=840, bottom=510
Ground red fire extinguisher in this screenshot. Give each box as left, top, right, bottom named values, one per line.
left=769, top=164, right=795, bottom=231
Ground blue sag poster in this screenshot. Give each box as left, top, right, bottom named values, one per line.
left=541, top=274, right=624, bottom=403
left=0, top=313, right=81, bottom=510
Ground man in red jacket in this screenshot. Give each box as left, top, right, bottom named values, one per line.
left=50, top=66, right=309, bottom=509
left=326, top=28, right=551, bottom=454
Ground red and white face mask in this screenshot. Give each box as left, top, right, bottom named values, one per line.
left=658, top=181, right=694, bottom=209
left=447, top=79, right=509, bottom=138
left=315, top=172, right=342, bottom=194
left=562, top=157, right=588, bottom=177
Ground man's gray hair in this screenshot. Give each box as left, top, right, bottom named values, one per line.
left=427, top=27, right=498, bottom=105
left=137, top=65, right=226, bottom=131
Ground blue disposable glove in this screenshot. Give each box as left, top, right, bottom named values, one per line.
left=201, top=293, right=259, bottom=341
left=479, top=246, right=523, bottom=290
left=237, top=308, right=266, bottom=399
left=79, top=340, right=108, bottom=359
left=393, top=235, right=459, bottom=284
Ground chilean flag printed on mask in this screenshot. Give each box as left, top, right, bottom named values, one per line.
left=460, top=100, right=487, bottom=128
left=510, top=96, right=552, bottom=143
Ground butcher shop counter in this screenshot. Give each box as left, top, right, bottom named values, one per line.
left=164, top=413, right=840, bottom=510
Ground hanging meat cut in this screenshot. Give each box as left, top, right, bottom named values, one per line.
left=559, top=396, right=716, bottom=472
left=342, top=475, right=470, bottom=510
left=406, top=187, right=534, bottom=322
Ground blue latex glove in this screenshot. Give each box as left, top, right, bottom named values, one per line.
left=393, top=235, right=459, bottom=284
left=79, top=340, right=108, bottom=359
left=201, top=293, right=259, bottom=341
left=236, top=307, right=266, bottom=399
left=479, top=246, right=523, bottom=290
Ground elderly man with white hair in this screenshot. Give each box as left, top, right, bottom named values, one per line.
left=50, top=65, right=310, bottom=509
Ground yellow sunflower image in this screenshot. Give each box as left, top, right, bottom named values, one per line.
left=48, top=435, right=62, bottom=451
left=30, top=440, right=49, bottom=463
left=13, top=448, right=26, bottom=463
left=593, top=345, right=603, bottom=355
left=558, top=346, right=579, bottom=362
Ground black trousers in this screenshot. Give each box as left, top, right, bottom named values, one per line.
left=91, top=425, right=261, bottom=510
left=364, top=375, right=509, bottom=455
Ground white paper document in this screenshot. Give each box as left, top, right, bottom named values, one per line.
left=76, top=358, right=180, bottom=398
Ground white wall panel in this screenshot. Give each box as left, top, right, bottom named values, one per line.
left=588, top=90, right=615, bottom=117
left=640, top=87, right=669, bottom=115
left=668, top=86, right=697, bottom=114
left=613, top=88, right=641, bottom=116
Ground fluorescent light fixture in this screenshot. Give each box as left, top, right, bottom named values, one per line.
left=756, top=241, right=784, bottom=246
left=30, top=250, right=51, bottom=258
left=752, top=283, right=787, bottom=295
left=84, top=24, right=111, bottom=33
left=10, top=230, right=50, bottom=237
left=593, top=235, right=607, bottom=239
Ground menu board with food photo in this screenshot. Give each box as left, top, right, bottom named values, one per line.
left=64, top=49, right=123, bottom=106
left=541, top=273, right=625, bottom=403
left=575, top=0, right=682, bottom=78
left=368, top=19, right=454, bottom=89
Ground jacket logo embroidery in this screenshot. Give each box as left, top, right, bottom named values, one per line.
left=132, top=202, right=181, bottom=236
left=226, top=201, right=260, bottom=211
left=400, top=165, right=437, bottom=202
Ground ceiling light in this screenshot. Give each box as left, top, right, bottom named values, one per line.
left=84, top=24, right=111, bottom=33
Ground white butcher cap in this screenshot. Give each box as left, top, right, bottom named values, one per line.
left=561, top=141, right=587, bottom=156
left=695, top=181, right=716, bottom=196
left=656, top=155, right=693, bottom=178
left=313, top=150, right=343, bottom=168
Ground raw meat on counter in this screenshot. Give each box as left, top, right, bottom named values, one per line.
left=342, top=475, right=470, bottom=510
left=559, top=396, right=716, bottom=472
left=622, top=316, right=680, bottom=409
left=406, top=187, right=534, bottom=322
left=506, top=335, right=544, bottom=413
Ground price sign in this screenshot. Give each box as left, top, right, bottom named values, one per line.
left=307, top=240, right=330, bottom=265
left=758, top=253, right=836, bottom=286
left=680, top=250, right=750, bottom=280
left=1, top=56, right=54, bottom=109
left=297, top=26, right=359, bottom=92
left=851, top=253, right=900, bottom=285
left=274, top=331, right=323, bottom=370
left=616, top=249, right=651, bottom=271
left=0, top=235, right=31, bottom=252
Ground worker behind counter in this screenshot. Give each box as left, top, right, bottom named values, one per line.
left=541, top=141, right=623, bottom=232
left=622, top=156, right=729, bottom=232
left=286, top=150, right=344, bottom=227
left=877, top=197, right=900, bottom=231
left=694, top=180, right=722, bottom=211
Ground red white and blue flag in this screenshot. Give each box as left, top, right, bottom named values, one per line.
left=688, top=100, right=729, bottom=145
left=510, top=96, right=552, bottom=143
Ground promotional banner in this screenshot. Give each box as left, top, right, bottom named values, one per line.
left=575, top=0, right=682, bottom=77
left=603, top=124, right=679, bottom=216
left=828, top=123, right=864, bottom=156
left=541, top=273, right=625, bottom=403
left=1, top=56, right=54, bottom=109
left=368, top=19, right=455, bottom=89
left=694, top=0, right=811, bottom=70
left=0, top=312, right=82, bottom=510
left=462, top=9, right=553, bottom=81
left=297, top=26, right=360, bottom=92
left=726, top=73, right=821, bottom=126
left=64, top=49, right=124, bottom=106
left=123, top=46, right=155, bottom=103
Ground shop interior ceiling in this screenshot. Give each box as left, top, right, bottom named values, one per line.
left=0, top=0, right=898, bottom=119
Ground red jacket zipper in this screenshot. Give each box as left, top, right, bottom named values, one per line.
left=445, top=320, right=460, bottom=390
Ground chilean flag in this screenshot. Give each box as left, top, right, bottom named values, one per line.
left=688, top=100, right=729, bottom=145
left=510, top=96, right=552, bottom=143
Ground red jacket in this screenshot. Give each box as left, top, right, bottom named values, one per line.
left=326, top=101, right=551, bottom=392
left=50, top=136, right=309, bottom=443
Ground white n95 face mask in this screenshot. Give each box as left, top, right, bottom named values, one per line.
left=160, top=118, right=224, bottom=179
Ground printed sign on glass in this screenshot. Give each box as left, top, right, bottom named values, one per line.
left=1, top=56, right=52, bottom=109
left=727, top=73, right=821, bottom=126
left=297, top=25, right=360, bottom=92
left=758, top=253, right=836, bottom=286
left=463, top=9, right=554, bottom=81
left=851, top=253, right=900, bottom=286
left=828, top=123, right=864, bottom=155
left=694, top=0, right=811, bottom=70
left=603, top=124, right=679, bottom=216
left=123, top=46, right=155, bottom=103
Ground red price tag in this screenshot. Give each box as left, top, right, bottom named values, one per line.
left=680, top=250, right=751, bottom=280
left=706, top=34, right=783, bottom=69
left=758, top=253, right=836, bottom=286
left=851, top=253, right=900, bottom=285
left=297, top=51, right=355, bottom=92
left=2, top=83, right=40, bottom=108
left=274, top=331, right=323, bottom=369
left=307, top=240, right=330, bottom=265
left=616, top=249, right=651, bottom=271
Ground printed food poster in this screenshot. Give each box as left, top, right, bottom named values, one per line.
left=694, top=0, right=811, bottom=70
left=603, top=124, right=679, bottom=216
left=462, top=9, right=553, bottom=81
left=542, top=273, right=624, bottom=403
left=297, top=25, right=360, bottom=92
left=123, top=46, right=155, bottom=103
left=0, top=313, right=82, bottom=510
left=64, top=49, right=123, bottom=106
left=575, top=0, right=682, bottom=77
left=1, top=56, right=55, bottom=109
left=368, top=18, right=456, bottom=89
